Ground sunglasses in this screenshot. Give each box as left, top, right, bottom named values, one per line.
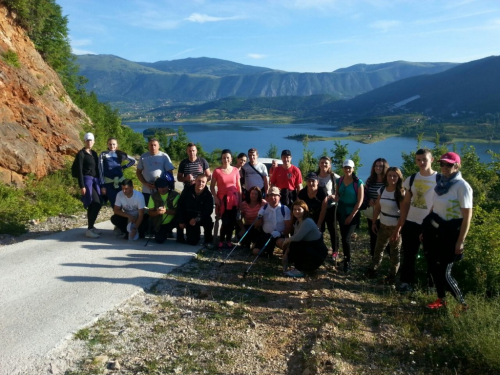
left=440, top=162, right=454, bottom=168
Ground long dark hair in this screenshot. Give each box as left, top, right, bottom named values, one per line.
left=368, top=158, right=389, bottom=184
left=245, top=186, right=263, bottom=204
left=384, top=167, right=404, bottom=203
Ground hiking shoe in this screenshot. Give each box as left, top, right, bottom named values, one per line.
left=398, top=283, right=413, bottom=294
left=364, top=268, right=377, bottom=279
left=426, top=298, right=447, bottom=310
left=85, top=229, right=100, bottom=238
left=203, top=243, right=215, bottom=250
left=343, top=261, right=351, bottom=273
left=285, top=269, right=305, bottom=278
left=217, top=242, right=224, bottom=250
left=384, top=275, right=396, bottom=286
left=113, top=226, right=123, bottom=236
left=91, top=227, right=102, bottom=235
left=225, top=241, right=233, bottom=249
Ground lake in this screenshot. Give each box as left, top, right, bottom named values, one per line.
left=124, top=120, right=499, bottom=178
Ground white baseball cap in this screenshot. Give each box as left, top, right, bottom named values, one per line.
left=342, top=159, right=355, bottom=168
left=84, top=132, right=95, bottom=141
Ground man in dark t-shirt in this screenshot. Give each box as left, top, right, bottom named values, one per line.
left=177, top=143, right=211, bottom=188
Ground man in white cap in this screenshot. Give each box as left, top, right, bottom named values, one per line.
left=252, top=187, right=292, bottom=256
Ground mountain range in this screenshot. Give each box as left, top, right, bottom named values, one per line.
left=334, top=55, right=500, bottom=115
left=75, top=55, right=457, bottom=104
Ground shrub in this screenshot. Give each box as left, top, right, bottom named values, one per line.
left=1, top=49, right=21, bottom=68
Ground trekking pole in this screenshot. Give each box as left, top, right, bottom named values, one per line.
left=243, top=234, right=273, bottom=278
left=332, top=203, right=339, bottom=267
left=219, top=216, right=260, bottom=267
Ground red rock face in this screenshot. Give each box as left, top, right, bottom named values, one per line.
left=0, top=6, right=89, bottom=185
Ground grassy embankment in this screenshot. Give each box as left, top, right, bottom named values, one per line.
left=66, top=227, right=500, bottom=375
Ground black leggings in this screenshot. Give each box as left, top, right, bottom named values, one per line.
left=219, top=208, right=237, bottom=242
left=87, top=188, right=101, bottom=230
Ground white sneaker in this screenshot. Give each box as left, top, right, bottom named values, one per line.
left=86, top=229, right=100, bottom=238
left=91, top=227, right=102, bottom=235
left=113, top=226, right=123, bottom=236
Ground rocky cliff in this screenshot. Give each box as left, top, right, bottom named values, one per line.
left=0, top=5, right=88, bottom=185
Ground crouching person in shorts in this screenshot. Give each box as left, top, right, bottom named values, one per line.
left=111, top=179, right=146, bottom=240
left=252, top=187, right=292, bottom=256
left=177, top=174, right=214, bottom=247
left=147, top=177, right=180, bottom=244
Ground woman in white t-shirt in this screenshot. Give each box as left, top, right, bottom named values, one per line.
left=365, top=167, right=405, bottom=284
left=422, top=152, right=473, bottom=312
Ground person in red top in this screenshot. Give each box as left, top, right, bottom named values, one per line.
left=270, top=149, right=303, bottom=208
left=210, top=149, right=242, bottom=249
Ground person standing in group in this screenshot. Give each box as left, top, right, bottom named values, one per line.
left=363, top=158, right=389, bottom=257
left=177, top=142, right=211, bottom=243
left=392, top=148, right=437, bottom=293
left=177, top=174, right=214, bottom=247
left=147, top=177, right=180, bottom=244
left=235, top=152, right=248, bottom=200
left=73, top=132, right=102, bottom=238
left=422, top=152, right=472, bottom=312
left=177, top=142, right=211, bottom=188
left=316, top=156, right=340, bottom=254
left=136, top=138, right=175, bottom=205
left=298, top=172, right=328, bottom=231
left=365, top=167, right=405, bottom=284
left=335, top=159, right=364, bottom=272
left=110, top=179, right=146, bottom=241
left=242, top=148, right=269, bottom=197
left=270, top=150, right=302, bottom=208
left=210, top=149, right=242, bottom=249
left=282, top=200, right=328, bottom=277
left=98, top=137, right=136, bottom=209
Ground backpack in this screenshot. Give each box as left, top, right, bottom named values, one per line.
left=379, top=186, right=404, bottom=210
left=263, top=203, right=286, bottom=217
left=339, top=173, right=367, bottom=210
left=408, top=172, right=438, bottom=190
left=71, top=150, right=84, bottom=178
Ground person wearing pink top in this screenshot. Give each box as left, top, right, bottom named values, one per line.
left=210, top=149, right=242, bottom=249
left=237, top=186, right=266, bottom=247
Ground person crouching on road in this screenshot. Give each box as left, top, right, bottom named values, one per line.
left=252, top=187, right=292, bottom=257
left=281, top=200, right=328, bottom=278
left=147, top=177, right=180, bottom=244
left=110, top=179, right=146, bottom=241
left=177, top=174, right=215, bottom=247
left=422, top=152, right=472, bottom=311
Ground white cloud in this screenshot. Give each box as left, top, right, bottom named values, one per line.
left=70, top=38, right=92, bottom=47
left=72, top=48, right=96, bottom=55
left=186, top=13, right=241, bottom=23
left=172, top=48, right=198, bottom=58
left=369, top=20, right=401, bottom=32
left=247, top=53, right=266, bottom=59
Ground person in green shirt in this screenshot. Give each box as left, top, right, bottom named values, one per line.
left=147, top=177, right=180, bottom=244
left=336, top=159, right=364, bottom=272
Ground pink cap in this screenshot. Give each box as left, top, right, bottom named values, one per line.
left=439, top=152, right=460, bottom=164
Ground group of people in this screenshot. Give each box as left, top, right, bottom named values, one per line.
left=74, top=133, right=472, bottom=309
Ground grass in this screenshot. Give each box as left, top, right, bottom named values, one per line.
left=1, top=49, right=21, bottom=68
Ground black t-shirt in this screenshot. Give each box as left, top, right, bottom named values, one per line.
left=298, top=187, right=327, bottom=223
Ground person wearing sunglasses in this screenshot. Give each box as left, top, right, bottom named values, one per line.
left=422, top=152, right=472, bottom=312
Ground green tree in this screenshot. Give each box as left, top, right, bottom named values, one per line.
left=266, top=143, right=278, bottom=159
left=298, top=136, right=317, bottom=177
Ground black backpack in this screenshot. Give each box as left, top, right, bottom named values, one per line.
left=71, top=150, right=84, bottom=178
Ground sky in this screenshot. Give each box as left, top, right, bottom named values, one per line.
left=58, top=0, right=500, bottom=73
